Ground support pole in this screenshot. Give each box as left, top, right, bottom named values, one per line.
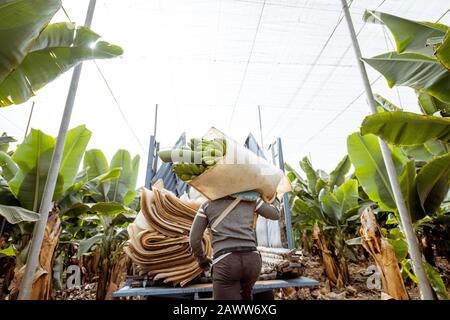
left=18, top=0, right=97, bottom=300
left=153, top=104, right=159, bottom=137
left=24, top=101, right=35, bottom=140
left=277, top=138, right=294, bottom=249
left=340, top=0, right=434, bottom=299
left=257, top=105, right=264, bottom=148
left=144, top=104, right=159, bottom=189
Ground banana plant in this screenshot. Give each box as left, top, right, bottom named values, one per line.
left=0, top=126, right=91, bottom=246
left=62, top=201, right=133, bottom=300
left=0, top=0, right=123, bottom=107
left=0, top=125, right=92, bottom=212
left=56, top=149, right=140, bottom=299
left=362, top=10, right=450, bottom=106
left=286, top=156, right=364, bottom=287
left=347, top=123, right=450, bottom=298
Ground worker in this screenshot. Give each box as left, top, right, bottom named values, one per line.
left=189, top=194, right=282, bottom=300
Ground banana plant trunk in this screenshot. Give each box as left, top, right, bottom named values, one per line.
left=313, top=224, right=348, bottom=288
left=105, top=252, right=127, bottom=300
left=10, top=204, right=61, bottom=300
left=302, top=230, right=311, bottom=254
left=96, top=257, right=110, bottom=300
left=29, top=205, right=61, bottom=299
left=96, top=236, right=111, bottom=300
left=359, top=208, right=409, bottom=300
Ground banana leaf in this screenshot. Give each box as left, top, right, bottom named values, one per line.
left=318, top=179, right=359, bottom=224
left=64, top=201, right=131, bottom=217
left=416, top=152, right=450, bottom=214
left=9, top=128, right=57, bottom=211
left=335, top=179, right=359, bottom=220
left=417, top=90, right=450, bottom=116
left=436, top=29, right=450, bottom=70
left=77, top=234, right=103, bottom=258
left=363, top=10, right=447, bottom=55
left=0, top=246, right=16, bottom=257
left=108, top=150, right=139, bottom=205
left=399, top=160, right=424, bottom=221
left=361, top=111, right=450, bottom=145
left=424, top=261, right=449, bottom=300
left=363, top=52, right=450, bottom=104
left=402, top=140, right=449, bottom=162
left=0, top=176, right=19, bottom=206
left=374, top=93, right=402, bottom=111
left=8, top=126, right=91, bottom=211
left=59, top=125, right=91, bottom=192
left=58, top=168, right=122, bottom=213
left=318, top=189, right=340, bottom=225
left=300, top=157, right=318, bottom=195
left=0, top=21, right=123, bottom=107
left=0, top=0, right=61, bottom=82
left=0, top=203, right=39, bottom=224
left=328, top=155, right=351, bottom=188
left=0, top=133, right=16, bottom=152
left=347, top=132, right=407, bottom=211
left=0, top=150, right=18, bottom=181
left=84, top=149, right=109, bottom=180
left=83, top=149, right=111, bottom=201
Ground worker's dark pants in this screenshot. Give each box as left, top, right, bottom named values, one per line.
left=212, top=251, right=262, bottom=300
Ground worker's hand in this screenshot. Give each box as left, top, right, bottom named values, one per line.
left=198, top=257, right=212, bottom=271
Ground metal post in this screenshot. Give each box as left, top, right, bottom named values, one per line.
left=153, top=104, right=159, bottom=137
left=145, top=135, right=156, bottom=189
left=18, top=0, right=97, bottom=300
left=145, top=104, right=159, bottom=189
left=24, top=101, right=35, bottom=140
left=276, top=138, right=294, bottom=249
left=257, top=105, right=264, bottom=148
left=340, top=0, right=434, bottom=299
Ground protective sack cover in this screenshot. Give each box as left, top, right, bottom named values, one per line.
left=189, top=127, right=292, bottom=202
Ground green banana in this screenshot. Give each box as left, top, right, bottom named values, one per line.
left=180, top=174, right=193, bottom=181
left=202, top=156, right=217, bottom=166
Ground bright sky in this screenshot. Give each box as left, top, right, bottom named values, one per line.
left=1, top=0, right=449, bottom=187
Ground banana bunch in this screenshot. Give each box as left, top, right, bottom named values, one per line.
left=158, top=138, right=227, bottom=182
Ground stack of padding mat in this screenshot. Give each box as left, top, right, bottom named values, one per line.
left=125, top=186, right=212, bottom=287
left=258, top=246, right=304, bottom=280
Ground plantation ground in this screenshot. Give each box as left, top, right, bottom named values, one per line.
left=275, top=254, right=450, bottom=300
left=41, top=255, right=450, bottom=300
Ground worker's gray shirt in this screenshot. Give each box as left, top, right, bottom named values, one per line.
left=189, top=196, right=282, bottom=263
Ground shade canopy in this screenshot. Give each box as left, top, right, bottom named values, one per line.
left=1, top=0, right=449, bottom=185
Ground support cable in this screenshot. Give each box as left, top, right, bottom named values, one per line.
left=228, top=0, right=266, bottom=128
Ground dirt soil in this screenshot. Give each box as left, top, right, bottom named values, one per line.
left=15, top=254, right=450, bottom=300
left=274, top=254, right=450, bottom=300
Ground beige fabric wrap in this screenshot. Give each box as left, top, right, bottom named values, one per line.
left=188, top=127, right=291, bottom=202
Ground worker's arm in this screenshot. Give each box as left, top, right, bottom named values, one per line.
left=255, top=197, right=282, bottom=220
left=189, top=203, right=211, bottom=269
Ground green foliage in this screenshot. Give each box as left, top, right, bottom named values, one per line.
left=416, top=153, right=450, bottom=214
left=363, top=52, right=450, bottom=104
left=0, top=0, right=61, bottom=82
left=363, top=10, right=447, bottom=55
left=363, top=11, right=450, bottom=105
left=361, top=111, right=450, bottom=146
left=417, top=90, right=450, bottom=116
left=108, top=150, right=140, bottom=205
left=436, top=29, right=450, bottom=70
left=6, top=126, right=91, bottom=211
left=328, top=155, right=351, bottom=188
left=0, top=204, right=39, bottom=224
left=0, top=0, right=123, bottom=107
left=287, top=156, right=363, bottom=268
left=347, top=132, right=406, bottom=211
